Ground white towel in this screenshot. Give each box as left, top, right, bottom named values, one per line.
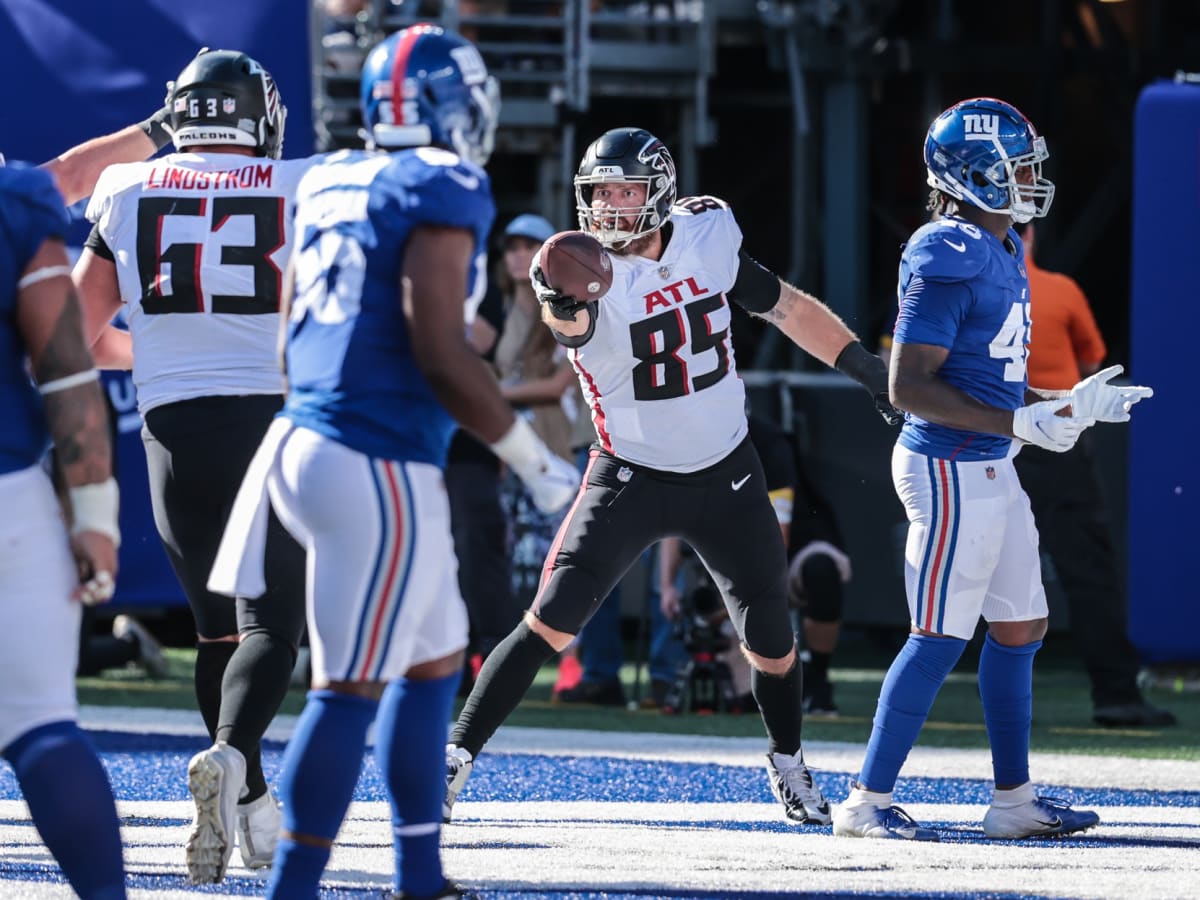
left=208, top=417, right=292, bottom=598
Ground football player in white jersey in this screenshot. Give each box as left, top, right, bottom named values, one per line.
left=445, top=126, right=901, bottom=827
left=72, top=49, right=317, bottom=883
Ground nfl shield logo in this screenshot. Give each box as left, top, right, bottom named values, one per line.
left=223, top=98, right=236, bottom=114
left=986, top=466, right=996, bottom=481
left=617, top=466, right=633, bottom=483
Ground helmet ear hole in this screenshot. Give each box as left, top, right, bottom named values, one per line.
left=971, top=171, right=990, bottom=188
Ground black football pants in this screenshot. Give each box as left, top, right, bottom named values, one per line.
left=534, top=436, right=795, bottom=661
left=141, top=394, right=305, bottom=644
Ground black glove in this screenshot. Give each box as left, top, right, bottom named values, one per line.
left=138, top=104, right=174, bottom=151
left=529, top=258, right=589, bottom=322
left=835, top=341, right=904, bottom=426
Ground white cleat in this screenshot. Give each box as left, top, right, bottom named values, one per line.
left=185, top=741, right=246, bottom=884
left=833, top=784, right=939, bottom=841
left=983, top=785, right=1100, bottom=839
left=444, top=744, right=474, bottom=823
left=237, top=790, right=282, bottom=869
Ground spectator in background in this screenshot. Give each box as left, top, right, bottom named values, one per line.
left=445, top=276, right=519, bottom=689
left=491, top=213, right=587, bottom=696
left=1014, top=221, right=1174, bottom=728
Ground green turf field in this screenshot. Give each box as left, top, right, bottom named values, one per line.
left=75, top=634, right=1198, bottom=761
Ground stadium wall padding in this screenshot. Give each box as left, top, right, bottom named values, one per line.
left=0, top=0, right=312, bottom=608
left=1129, top=79, right=1200, bottom=663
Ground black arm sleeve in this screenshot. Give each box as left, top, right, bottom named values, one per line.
left=550, top=301, right=599, bottom=349
left=84, top=224, right=115, bottom=262
left=727, top=248, right=781, bottom=314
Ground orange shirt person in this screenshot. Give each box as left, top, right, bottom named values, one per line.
left=1013, top=220, right=1175, bottom=729
left=1020, top=224, right=1106, bottom=390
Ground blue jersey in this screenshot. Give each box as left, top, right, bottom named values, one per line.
left=893, top=215, right=1030, bottom=461
left=283, top=147, right=494, bottom=466
left=0, top=165, right=69, bottom=475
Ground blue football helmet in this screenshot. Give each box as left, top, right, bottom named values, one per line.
left=360, top=25, right=500, bottom=166
left=925, top=97, right=1054, bottom=223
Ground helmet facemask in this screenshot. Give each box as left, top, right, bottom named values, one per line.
left=575, top=173, right=672, bottom=249
left=988, top=136, right=1054, bottom=223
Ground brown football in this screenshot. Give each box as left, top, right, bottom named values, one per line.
left=538, top=230, right=613, bottom=301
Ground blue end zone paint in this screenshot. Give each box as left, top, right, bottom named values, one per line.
left=0, top=733, right=1195, bottom=811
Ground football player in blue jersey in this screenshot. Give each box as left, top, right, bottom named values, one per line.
left=0, top=101, right=190, bottom=900
left=832, top=98, right=1152, bottom=841
left=207, top=25, right=577, bottom=899
left=0, top=165, right=127, bottom=898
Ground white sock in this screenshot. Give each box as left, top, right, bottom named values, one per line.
left=992, top=781, right=1036, bottom=807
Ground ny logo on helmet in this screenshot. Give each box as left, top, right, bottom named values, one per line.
left=963, top=114, right=1000, bottom=138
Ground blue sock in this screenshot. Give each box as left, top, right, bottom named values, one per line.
left=375, top=672, right=460, bottom=896
left=978, top=633, right=1040, bottom=788
left=4, top=721, right=126, bottom=900
left=266, top=690, right=377, bottom=900
left=859, top=634, right=966, bottom=793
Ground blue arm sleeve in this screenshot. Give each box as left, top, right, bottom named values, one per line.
left=892, top=276, right=973, bottom=349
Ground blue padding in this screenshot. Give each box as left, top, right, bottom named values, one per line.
left=1129, top=80, right=1200, bottom=662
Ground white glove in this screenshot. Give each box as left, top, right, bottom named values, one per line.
left=1070, top=364, right=1153, bottom=423
left=490, top=417, right=579, bottom=514
left=1012, top=399, right=1094, bottom=453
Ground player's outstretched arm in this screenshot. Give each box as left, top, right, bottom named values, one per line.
left=40, top=106, right=172, bottom=206
left=754, top=280, right=901, bottom=424
left=16, top=238, right=120, bottom=603
left=756, top=282, right=857, bottom=368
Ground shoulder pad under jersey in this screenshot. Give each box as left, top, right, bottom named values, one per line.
left=672, top=195, right=731, bottom=216
left=903, top=217, right=990, bottom=282
left=377, top=146, right=494, bottom=233
left=86, top=161, right=152, bottom=224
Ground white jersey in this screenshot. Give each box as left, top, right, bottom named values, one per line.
left=86, top=152, right=320, bottom=414
left=571, top=198, right=748, bottom=473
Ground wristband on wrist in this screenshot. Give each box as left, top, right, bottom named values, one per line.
left=138, top=107, right=174, bottom=151
left=69, top=478, right=120, bottom=547
left=489, top=417, right=543, bottom=471
left=834, top=341, right=888, bottom=395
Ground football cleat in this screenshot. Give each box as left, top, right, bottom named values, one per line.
left=983, top=794, right=1100, bottom=840
left=389, top=882, right=477, bottom=899
left=443, top=744, right=474, bottom=823
left=185, top=741, right=247, bottom=883
left=833, top=786, right=939, bottom=841
left=765, top=750, right=831, bottom=825
left=236, top=790, right=281, bottom=869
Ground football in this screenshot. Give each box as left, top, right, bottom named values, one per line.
left=538, top=230, right=613, bottom=301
